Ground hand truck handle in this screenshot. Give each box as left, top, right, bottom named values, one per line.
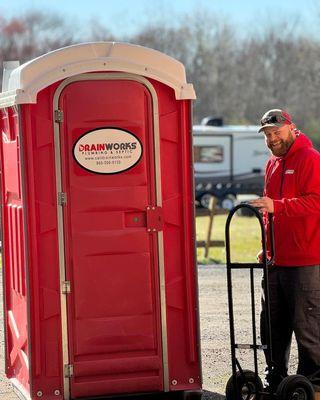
left=225, top=203, right=276, bottom=378
left=225, top=203, right=274, bottom=266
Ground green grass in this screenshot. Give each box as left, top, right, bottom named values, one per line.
left=196, top=214, right=262, bottom=264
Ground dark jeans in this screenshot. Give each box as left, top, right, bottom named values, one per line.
left=260, top=265, right=320, bottom=381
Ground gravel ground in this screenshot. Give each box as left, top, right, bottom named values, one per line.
left=0, top=265, right=298, bottom=400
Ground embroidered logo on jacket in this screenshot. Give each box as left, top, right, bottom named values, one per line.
left=285, top=169, right=295, bottom=174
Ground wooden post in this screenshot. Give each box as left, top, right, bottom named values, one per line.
left=195, top=197, right=225, bottom=259
left=204, top=196, right=218, bottom=258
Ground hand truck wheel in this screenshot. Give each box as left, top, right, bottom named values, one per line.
left=225, top=369, right=263, bottom=400
left=276, top=375, right=315, bottom=400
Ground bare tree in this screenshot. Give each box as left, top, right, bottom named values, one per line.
left=3, top=12, right=76, bottom=58
left=0, top=8, right=320, bottom=147
left=87, top=19, right=115, bottom=42
left=0, top=11, right=77, bottom=88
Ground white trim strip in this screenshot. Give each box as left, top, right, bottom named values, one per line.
left=8, top=310, right=20, bottom=339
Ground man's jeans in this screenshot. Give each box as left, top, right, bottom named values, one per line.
left=260, top=265, right=320, bottom=381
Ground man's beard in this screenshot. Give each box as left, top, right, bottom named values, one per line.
left=268, top=131, right=295, bottom=156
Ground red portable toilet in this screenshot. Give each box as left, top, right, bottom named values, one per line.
left=0, top=42, right=201, bottom=400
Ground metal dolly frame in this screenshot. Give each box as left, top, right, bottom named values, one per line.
left=224, top=203, right=315, bottom=400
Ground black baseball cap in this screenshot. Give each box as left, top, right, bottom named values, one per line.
left=259, top=109, right=293, bottom=133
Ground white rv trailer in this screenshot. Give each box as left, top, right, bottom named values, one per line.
left=193, top=124, right=270, bottom=208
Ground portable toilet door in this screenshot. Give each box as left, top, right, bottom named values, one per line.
left=0, top=42, right=201, bottom=400
left=56, top=74, right=168, bottom=399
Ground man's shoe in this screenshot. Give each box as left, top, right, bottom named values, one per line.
left=263, top=365, right=286, bottom=395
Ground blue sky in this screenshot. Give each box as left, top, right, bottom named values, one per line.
left=1, top=0, right=319, bottom=37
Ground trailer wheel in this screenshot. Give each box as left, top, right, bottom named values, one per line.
left=221, top=194, right=236, bottom=210
left=200, top=193, right=213, bottom=208
left=276, top=375, right=315, bottom=400
left=225, top=370, right=263, bottom=400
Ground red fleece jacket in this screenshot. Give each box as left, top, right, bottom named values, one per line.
left=264, top=132, right=320, bottom=266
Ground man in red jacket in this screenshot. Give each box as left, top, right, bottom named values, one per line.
left=250, top=109, right=320, bottom=391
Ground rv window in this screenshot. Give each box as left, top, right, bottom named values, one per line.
left=194, top=146, right=224, bottom=163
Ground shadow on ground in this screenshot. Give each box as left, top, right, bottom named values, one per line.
left=84, top=390, right=224, bottom=400
left=202, top=390, right=225, bottom=400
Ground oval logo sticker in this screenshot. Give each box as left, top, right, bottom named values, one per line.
left=73, top=128, right=143, bottom=174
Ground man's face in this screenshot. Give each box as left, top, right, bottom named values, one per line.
left=262, top=124, right=296, bottom=156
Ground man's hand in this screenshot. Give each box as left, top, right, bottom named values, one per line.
left=249, top=197, right=274, bottom=213
left=256, top=249, right=263, bottom=262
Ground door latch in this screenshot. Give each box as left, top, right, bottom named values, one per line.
left=146, top=206, right=163, bottom=232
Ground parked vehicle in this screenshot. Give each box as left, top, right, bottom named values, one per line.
left=193, top=119, right=270, bottom=208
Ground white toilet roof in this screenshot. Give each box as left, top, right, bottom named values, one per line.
left=0, top=41, right=196, bottom=108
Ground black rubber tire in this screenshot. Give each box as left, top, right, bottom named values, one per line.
left=276, top=375, right=315, bottom=400
left=221, top=194, right=236, bottom=211
left=225, top=369, right=263, bottom=400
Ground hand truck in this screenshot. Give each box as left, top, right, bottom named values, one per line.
left=224, top=203, right=315, bottom=400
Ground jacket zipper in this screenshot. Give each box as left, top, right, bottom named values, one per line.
left=271, top=159, right=285, bottom=265
left=279, top=160, right=286, bottom=197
